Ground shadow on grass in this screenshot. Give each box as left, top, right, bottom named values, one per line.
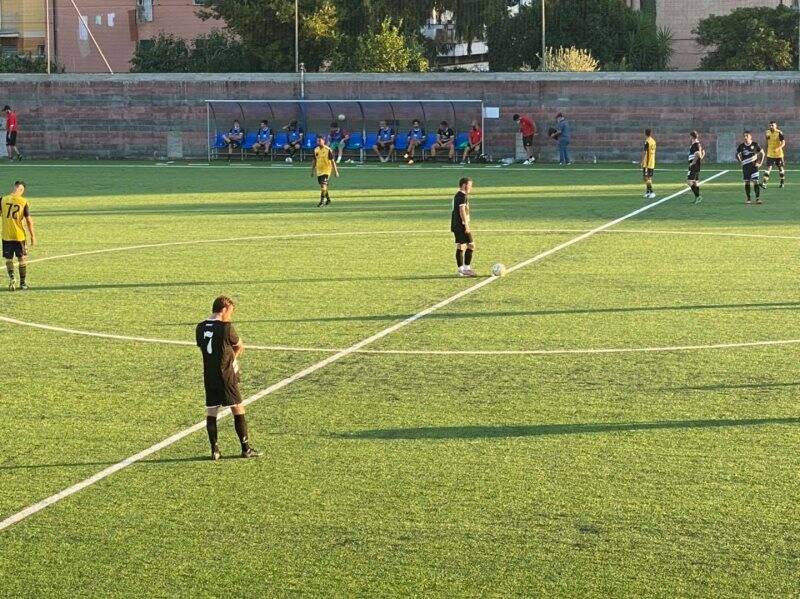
left=334, top=417, right=800, bottom=441
left=0, top=454, right=244, bottom=471
left=664, top=382, right=800, bottom=392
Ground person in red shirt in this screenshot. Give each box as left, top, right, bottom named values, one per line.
left=4, top=106, right=21, bottom=161
left=513, top=113, right=536, bottom=165
left=461, top=120, right=483, bottom=164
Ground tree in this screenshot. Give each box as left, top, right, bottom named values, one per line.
left=526, top=46, right=599, bottom=72
left=130, top=34, right=190, bottom=73
left=130, top=31, right=260, bottom=73
left=350, top=18, right=429, bottom=72
left=695, top=5, right=798, bottom=71
left=487, top=0, right=673, bottom=71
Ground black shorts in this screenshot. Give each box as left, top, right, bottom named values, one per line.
left=687, top=163, right=701, bottom=181
left=522, top=135, right=534, bottom=148
left=766, top=157, right=784, bottom=168
left=317, top=174, right=330, bottom=186
left=743, top=164, right=759, bottom=182
left=2, top=240, right=26, bottom=259
left=642, top=168, right=654, bottom=178
left=452, top=228, right=473, bottom=245
left=204, top=376, right=242, bottom=408
left=376, top=140, right=393, bottom=147
left=6, top=131, right=16, bottom=146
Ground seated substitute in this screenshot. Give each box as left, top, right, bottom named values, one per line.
left=461, top=121, right=482, bottom=164
left=326, top=121, right=350, bottom=164
left=431, top=120, right=456, bottom=162
left=252, top=120, right=273, bottom=159
left=222, top=120, right=244, bottom=160
left=403, top=119, right=426, bottom=164
left=373, top=120, right=396, bottom=163
left=283, top=120, right=304, bottom=161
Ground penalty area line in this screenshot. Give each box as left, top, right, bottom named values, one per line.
left=0, top=170, right=728, bottom=533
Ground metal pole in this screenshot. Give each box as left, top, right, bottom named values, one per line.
left=300, top=63, right=305, bottom=99
left=541, top=0, right=547, bottom=71
left=44, top=0, right=51, bottom=74
left=295, top=0, right=299, bottom=73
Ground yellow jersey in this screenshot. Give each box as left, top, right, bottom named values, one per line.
left=643, top=136, right=656, bottom=169
left=1, top=194, right=29, bottom=242
left=765, top=129, right=785, bottom=159
left=314, top=145, right=334, bottom=176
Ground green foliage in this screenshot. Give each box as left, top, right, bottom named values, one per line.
left=348, top=18, right=429, bottom=72
left=695, top=5, right=798, bottom=71
left=0, top=53, right=56, bottom=73
left=487, top=0, right=673, bottom=71
left=131, top=31, right=260, bottom=73
left=528, top=46, right=599, bottom=72
left=131, top=34, right=191, bottom=72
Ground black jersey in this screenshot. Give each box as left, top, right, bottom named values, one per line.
left=688, top=141, right=702, bottom=164
left=437, top=127, right=455, bottom=142
left=737, top=141, right=762, bottom=166
left=451, top=191, right=468, bottom=231
left=196, top=319, right=241, bottom=405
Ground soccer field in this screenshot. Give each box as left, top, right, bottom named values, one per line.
left=0, top=161, right=798, bottom=596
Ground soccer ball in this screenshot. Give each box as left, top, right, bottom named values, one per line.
left=285, top=157, right=293, bottom=163
left=337, top=114, right=346, bottom=122
left=491, top=263, right=507, bottom=277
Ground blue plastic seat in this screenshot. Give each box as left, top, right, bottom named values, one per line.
left=394, top=136, right=409, bottom=151
left=422, top=132, right=438, bottom=150
left=273, top=132, right=288, bottom=147
left=365, top=133, right=379, bottom=148
left=302, top=133, right=317, bottom=150
left=346, top=132, right=364, bottom=150
left=455, top=132, right=470, bottom=150
left=243, top=132, right=257, bottom=150
left=212, top=132, right=226, bottom=149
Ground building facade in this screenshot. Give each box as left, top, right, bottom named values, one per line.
left=50, top=0, right=220, bottom=73
left=655, top=0, right=787, bottom=70
left=0, top=0, right=46, bottom=56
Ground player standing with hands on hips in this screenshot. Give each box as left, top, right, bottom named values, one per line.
left=737, top=131, right=765, bottom=205
left=687, top=131, right=705, bottom=204
left=451, top=177, right=476, bottom=277
left=196, top=295, right=261, bottom=461
left=312, top=136, right=339, bottom=207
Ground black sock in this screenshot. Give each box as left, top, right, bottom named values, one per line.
left=18, top=264, right=25, bottom=283
left=744, top=182, right=751, bottom=200
left=780, top=171, right=785, bottom=184
left=234, top=414, right=249, bottom=449
left=5, top=260, right=13, bottom=279
left=464, top=248, right=473, bottom=267
left=325, top=190, right=330, bottom=200
left=455, top=248, right=464, bottom=268
left=206, top=416, right=218, bottom=448
left=320, top=191, right=325, bottom=203
left=691, top=184, right=700, bottom=198
left=763, top=172, right=770, bottom=183
left=646, top=183, right=653, bottom=193
left=754, top=181, right=761, bottom=198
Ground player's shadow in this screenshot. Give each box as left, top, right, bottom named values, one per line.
left=334, top=417, right=800, bottom=441
left=0, top=455, right=239, bottom=471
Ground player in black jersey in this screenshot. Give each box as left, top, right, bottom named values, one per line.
left=451, top=177, right=476, bottom=277
left=196, top=295, right=261, bottom=460
left=736, top=131, right=765, bottom=205
left=686, top=131, right=705, bottom=204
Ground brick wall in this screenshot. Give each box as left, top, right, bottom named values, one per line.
left=0, top=72, right=798, bottom=163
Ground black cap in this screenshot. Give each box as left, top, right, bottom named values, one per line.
left=2, top=105, right=10, bottom=111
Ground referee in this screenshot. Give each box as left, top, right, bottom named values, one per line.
left=196, top=295, right=261, bottom=460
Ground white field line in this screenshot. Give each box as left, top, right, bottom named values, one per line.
left=2, top=314, right=799, bottom=357
left=0, top=171, right=729, bottom=533
left=1, top=161, right=729, bottom=173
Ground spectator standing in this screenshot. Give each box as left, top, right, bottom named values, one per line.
left=4, top=105, right=21, bottom=161
left=513, top=113, right=536, bottom=165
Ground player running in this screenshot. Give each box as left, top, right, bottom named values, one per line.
left=641, top=128, right=657, bottom=199
left=761, top=120, right=786, bottom=189
left=4, top=105, right=21, bottom=161
left=687, top=131, right=705, bottom=204
left=736, top=131, right=765, bottom=205
left=1, top=180, right=35, bottom=291
left=196, top=296, right=261, bottom=461
left=451, top=177, right=476, bottom=277
left=312, top=136, right=339, bottom=207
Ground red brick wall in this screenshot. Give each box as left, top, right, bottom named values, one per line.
left=1, top=72, right=797, bottom=162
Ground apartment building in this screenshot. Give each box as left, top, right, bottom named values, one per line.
left=0, top=0, right=46, bottom=56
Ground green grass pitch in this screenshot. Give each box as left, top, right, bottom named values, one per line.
left=0, top=161, right=798, bottom=596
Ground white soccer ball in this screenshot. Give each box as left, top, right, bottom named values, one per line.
left=337, top=113, right=346, bottom=122
left=285, top=156, right=293, bottom=163
left=491, top=263, right=507, bottom=277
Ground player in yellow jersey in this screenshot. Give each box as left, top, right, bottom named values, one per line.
left=311, top=136, right=339, bottom=207
left=641, top=128, right=657, bottom=199
left=761, top=120, right=786, bottom=189
left=1, top=180, right=35, bottom=290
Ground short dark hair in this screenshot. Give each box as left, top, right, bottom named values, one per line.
left=769, top=120, right=777, bottom=125
left=14, top=180, right=25, bottom=189
left=2, top=105, right=10, bottom=112
left=412, top=119, right=420, bottom=125
left=743, top=130, right=751, bottom=135
left=260, top=120, right=268, bottom=126
left=440, top=120, right=448, bottom=126
left=690, top=130, right=699, bottom=139
left=459, top=177, right=472, bottom=188
left=512, top=114, right=520, bottom=121
left=556, top=112, right=563, bottom=119
left=645, top=128, right=652, bottom=137
left=212, top=295, right=235, bottom=314
left=330, top=121, right=339, bottom=128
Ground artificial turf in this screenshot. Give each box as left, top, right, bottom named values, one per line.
left=0, top=161, right=798, bottom=596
